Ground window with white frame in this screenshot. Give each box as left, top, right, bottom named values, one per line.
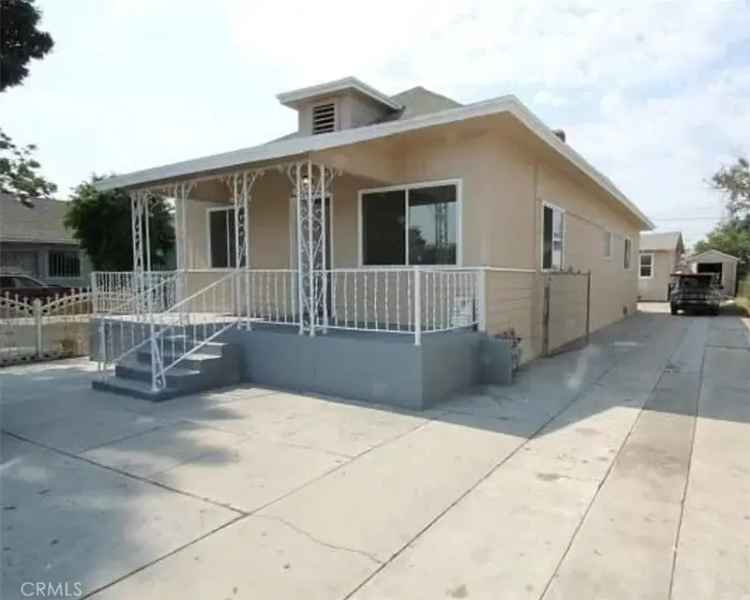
left=360, top=182, right=458, bottom=265
left=639, top=253, right=654, bottom=278
left=208, top=207, right=245, bottom=268
left=624, top=237, right=632, bottom=269
left=603, top=230, right=613, bottom=259
left=542, top=203, right=565, bottom=270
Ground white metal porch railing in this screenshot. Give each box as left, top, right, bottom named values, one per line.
left=91, top=266, right=482, bottom=392
left=92, top=270, right=183, bottom=378
left=322, top=267, right=480, bottom=344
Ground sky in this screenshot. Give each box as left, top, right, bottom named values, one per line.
left=2, top=0, right=749, bottom=248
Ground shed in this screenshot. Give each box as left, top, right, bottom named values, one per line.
left=686, top=249, right=739, bottom=297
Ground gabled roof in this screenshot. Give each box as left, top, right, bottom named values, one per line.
left=640, top=231, right=683, bottom=252
left=277, top=76, right=402, bottom=111
left=688, top=249, right=739, bottom=263
left=0, top=193, right=77, bottom=245
left=96, top=91, right=654, bottom=229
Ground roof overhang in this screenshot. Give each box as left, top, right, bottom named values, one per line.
left=276, top=76, right=401, bottom=111
left=95, top=95, right=654, bottom=230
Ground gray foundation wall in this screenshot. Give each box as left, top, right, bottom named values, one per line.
left=91, top=322, right=515, bottom=409
left=220, top=327, right=488, bottom=410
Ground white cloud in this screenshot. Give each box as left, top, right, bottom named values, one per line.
left=4, top=0, right=749, bottom=249
left=225, top=0, right=750, bottom=95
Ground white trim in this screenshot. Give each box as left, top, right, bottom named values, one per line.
left=357, top=178, right=463, bottom=268
left=277, top=76, right=401, bottom=111
left=95, top=95, right=653, bottom=230
left=639, top=252, right=654, bottom=279
left=540, top=201, right=565, bottom=272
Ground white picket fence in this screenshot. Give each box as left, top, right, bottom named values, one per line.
left=0, top=289, right=93, bottom=366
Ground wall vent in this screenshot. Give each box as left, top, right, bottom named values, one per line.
left=312, top=103, right=336, bottom=134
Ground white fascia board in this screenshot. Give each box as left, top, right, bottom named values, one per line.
left=276, top=76, right=402, bottom=111
left=95, top=94, right=654, bottom=230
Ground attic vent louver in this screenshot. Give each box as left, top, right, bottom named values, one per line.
left=312, top=103, right=336, bottom=134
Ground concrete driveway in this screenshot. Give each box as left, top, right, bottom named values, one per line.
left=1, top=307, right=748, bottom=599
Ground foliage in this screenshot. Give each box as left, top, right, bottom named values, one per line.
left=0, top=127, right=57, bottom=205
left=711, top=157, right=750, bottom=217
left=694, top=158, right=750, bottom=283
left=0, top=0, right=54, bottom=92
left=64, top=177, right=174, bottom=271
left=1, top=1, right=56, bottom=205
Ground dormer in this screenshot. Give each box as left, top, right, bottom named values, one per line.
left=277, top=77, right=402, bottom=136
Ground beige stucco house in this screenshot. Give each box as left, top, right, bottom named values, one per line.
left=91, top=77, right=653, bottom=406
left=687, top=249, right=739, bottom=297
left=638, top=231, right=685, bottom=301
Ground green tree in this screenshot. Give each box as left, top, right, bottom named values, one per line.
left=0, top=127, right=56, bottom=205
left=0, top=0, right=54, bottom=92
left=711, top=157, right=750, bottom=217
left=65, top=177, right=174, bottom=271
left=1, top=0, right=56, bottom=204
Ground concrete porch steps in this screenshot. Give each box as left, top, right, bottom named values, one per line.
left=92, top=338, right=242, bottom=401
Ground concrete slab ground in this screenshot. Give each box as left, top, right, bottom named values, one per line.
left=1, top=305, right=748, bottom=599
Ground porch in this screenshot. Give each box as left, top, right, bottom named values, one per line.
left=88, top=151, right=587, bottom=406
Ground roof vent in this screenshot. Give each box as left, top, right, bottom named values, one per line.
left=312, top=103, right=336, bottom=134
left=553, top=129, right=566, bottom=143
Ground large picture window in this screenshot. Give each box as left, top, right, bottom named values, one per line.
left=542, top=203, right=565, bottom=270
left=208, top=207, right=245, bottom=268
left=360, top=182, right=458, bottom=266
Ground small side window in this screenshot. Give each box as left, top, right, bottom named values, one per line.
left=624, top=237, right=632, bottom=270
left=603, top=231, right=613, bottom=259
left=542, top=204, right=565, bottom=270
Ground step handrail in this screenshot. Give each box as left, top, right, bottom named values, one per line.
left=150, top=270, right=242, bottom=389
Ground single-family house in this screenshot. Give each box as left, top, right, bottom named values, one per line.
left=90, top=77, right=653, bottom=408
left=0, top=193, right=91, bottom=288
left=638, top=231, right=684, bottom=301
left=687, top=249, right=739, bottom=297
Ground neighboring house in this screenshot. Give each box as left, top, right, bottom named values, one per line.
left=638, top=231, right=685, bottom=301
left=0, top=193, right=91, bottom=288
left=91, top=76, right=653, bottom=406
left=687, top=249, right=739, bottom=297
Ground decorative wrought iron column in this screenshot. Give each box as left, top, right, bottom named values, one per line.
left=287, top=160, right=335, bottom=336
left=170, top=182, right=194, bottom=304
left=129, top=189, right=164, bottom=391
left=130, top=190, right=148, bottom=295
left=225, top=169, right=262, bottom=328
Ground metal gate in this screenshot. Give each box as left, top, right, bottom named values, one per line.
left=0, top=291, right=92, bottom=366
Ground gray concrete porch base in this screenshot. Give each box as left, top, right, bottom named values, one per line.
left=90, top=320, right=516, bottom=409
left=220, top=326, right=489, bottom=410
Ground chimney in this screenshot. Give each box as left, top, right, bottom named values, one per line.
left=553, top=129, right=566, bottom=143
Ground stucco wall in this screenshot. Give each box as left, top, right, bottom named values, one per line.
left=638, top=250, right=676, bottom=301
left=178, top=115, right=644, bottom=362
